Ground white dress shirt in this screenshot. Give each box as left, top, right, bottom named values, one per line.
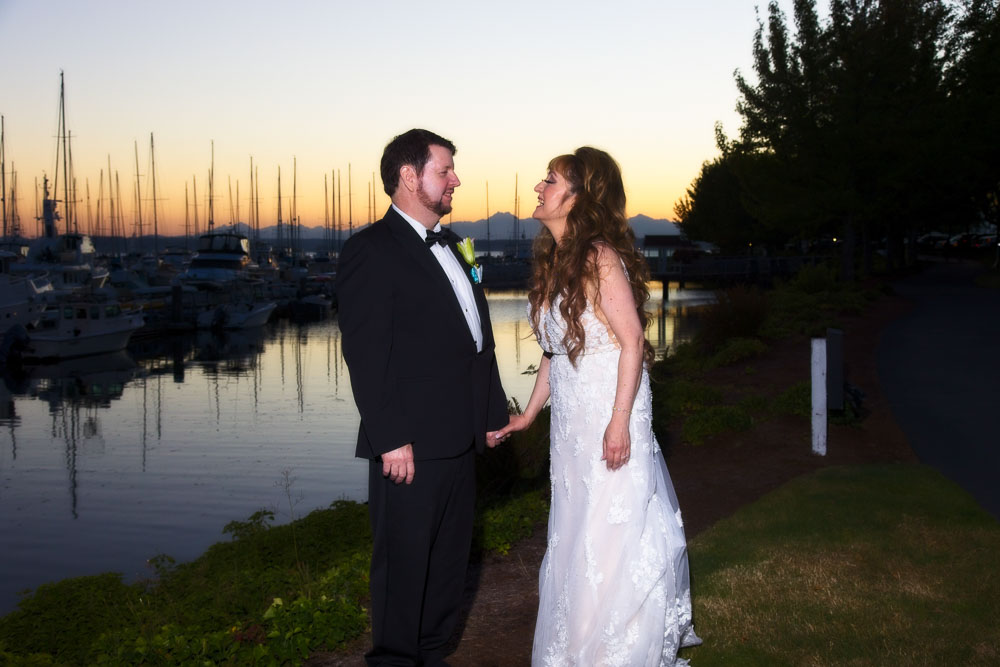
left=393, top=204, right=483, bottom=352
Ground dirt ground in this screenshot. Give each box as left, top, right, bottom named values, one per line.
left=307, top=291, right=917, bottom=667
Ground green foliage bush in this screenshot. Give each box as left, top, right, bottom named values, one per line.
left=788, top=263, right=838, bottom=294
left=0, top=573, right=142, bottom=664
left=681, top=404, right=755, bottom=445
left=0, top=502, right=372, bottom=666
left=762, top=263, right=874, bottom=339
left=694, top=285, right=769, bottom=353
left=477, top=488, right=550, bottom=556
left=772, top=381, right=811, bottom=418
left=704, top=336, right=768, bottom=369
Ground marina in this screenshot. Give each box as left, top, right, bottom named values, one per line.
left=0, top=70, right=721, bottom=618
left=0, top=284, right=712, bottom=615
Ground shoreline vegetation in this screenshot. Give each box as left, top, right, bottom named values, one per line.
left=2, top=261, right=999, bottom=665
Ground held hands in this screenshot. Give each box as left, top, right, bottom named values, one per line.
left=382, top=443, right=415, bottom=484
left=602, top=416, right=631, bottom=471
left=489, top=414, right=532, bottom=447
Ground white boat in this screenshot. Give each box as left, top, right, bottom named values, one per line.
left=196, top=300, right=276, bottom=330
left=181, top=231, right=253, bottom=285
left=1, top=251, right=52, bottom=333
left=25, top=301, right=144, bottom=360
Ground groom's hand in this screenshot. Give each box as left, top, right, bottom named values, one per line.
left=382, top=444, right=415, bottom=484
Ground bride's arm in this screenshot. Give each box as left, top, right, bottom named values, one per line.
left=492, top=352, right=551, bottom=442
left=594, top=244, right=645, bottom=470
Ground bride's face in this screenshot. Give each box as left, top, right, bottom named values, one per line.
left=533, top=170, right=576, bottom=239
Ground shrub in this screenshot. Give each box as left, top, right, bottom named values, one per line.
left=476, top=488, right=550, bottom=556
left=705, top=337, right=768, bottom=369
left=682, top=405, right=755, bottom=445
left=772, top=381, right=811, bottom=418
left=789, top=263, right=838, bottom=294
left=694, top=285, right=769, bottom=353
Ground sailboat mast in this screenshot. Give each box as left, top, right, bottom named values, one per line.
left=85, top=178, right=92, bottom=236
left=247, top=155, right=257, bottom=246
left=292, top=156, right=298, bottom=253
left=486, top=181, right=490, bottom=251
left=192, top=174, right=199, bottom=238
left=254, top=165, right=260, bottom=251
left=276, top=166, right=283, bottom=252
left=513, top=174, right=519, bottom=258
left=134, top=140, right=143, bottom=242
left=115, top=171, right=125, bottom=251
left=208, top=140, right=215, bottom=231
left=150, top=133, right=159, bottom=254
left=1, top=115, right=6, bottom=237
left=348, top=163, right=353, bottom=238
left=107, top=156, right=115, bottom=251
left=337, top=169, right=342, bottom=251
left=59, top=72, right=70, bottom=236
left=96, top=170, right=104, bottom=238
left=69, top=132, right=77, bottom=232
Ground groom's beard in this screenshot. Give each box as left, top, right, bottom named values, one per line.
left=418, top=182, right=453, bottom=217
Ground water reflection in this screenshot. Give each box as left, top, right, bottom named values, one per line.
left=0, top=283, right=711, bottom=614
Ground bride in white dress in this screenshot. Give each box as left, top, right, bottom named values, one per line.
left=494, top=147, right=700, bottom=666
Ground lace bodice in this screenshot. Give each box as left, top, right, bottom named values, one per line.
left=535, top=297, right=619, bottom=357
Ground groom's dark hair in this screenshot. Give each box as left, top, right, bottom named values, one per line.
left=381, top=128, right=456, bottom=196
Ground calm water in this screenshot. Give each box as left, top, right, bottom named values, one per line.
left=0, top=284, right=712, bottom=614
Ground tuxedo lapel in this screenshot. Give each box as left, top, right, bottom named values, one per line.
left=384, top=209, right=479, bottom=351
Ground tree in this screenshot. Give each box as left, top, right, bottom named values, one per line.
left=675, top=154, right=758, bottom=254
left=950, top=0, right=1000, bottom=267
left=727, top=0, right=957, bottom=277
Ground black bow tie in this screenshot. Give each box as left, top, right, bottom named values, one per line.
left=425, top=229, right=448, bottom=247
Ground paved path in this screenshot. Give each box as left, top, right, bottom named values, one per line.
left=878, top=259, right=1000, bottom=519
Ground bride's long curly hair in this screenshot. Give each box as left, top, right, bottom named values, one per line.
left=528, top=146, right=654, bottom=366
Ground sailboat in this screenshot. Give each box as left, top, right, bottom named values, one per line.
left=7, top=74, right=109, bottom=293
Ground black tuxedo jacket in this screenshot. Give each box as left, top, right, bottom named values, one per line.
left=336, top=206, right=508, bottom=460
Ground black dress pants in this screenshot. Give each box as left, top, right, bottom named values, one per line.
left=365, top=446, right=475, bottom=667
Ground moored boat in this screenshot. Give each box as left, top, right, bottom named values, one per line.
left=25, top=300, right=144, bottom=360
left=195, top=300, right=276, bottom=330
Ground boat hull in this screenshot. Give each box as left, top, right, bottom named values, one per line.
left=25, top=310, right=144, bottom=360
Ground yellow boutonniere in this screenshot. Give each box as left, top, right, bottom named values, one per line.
left=457, top=237, right=483, bottom=284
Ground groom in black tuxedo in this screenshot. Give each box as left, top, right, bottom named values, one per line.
left=336, top=128, right=509, bottom=666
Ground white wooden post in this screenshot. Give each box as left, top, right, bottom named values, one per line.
left=811, top=337, right=827, bottom=456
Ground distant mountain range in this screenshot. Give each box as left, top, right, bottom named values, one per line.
left=251, top=212, right=681, bottom=241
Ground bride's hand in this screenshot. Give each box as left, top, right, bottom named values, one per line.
left=602, top=418, right=631, bottom=471
left=490, top=413, right=532, bottom=446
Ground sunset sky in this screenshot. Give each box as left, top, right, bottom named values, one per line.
left=0, top=0, right=796, bottom=237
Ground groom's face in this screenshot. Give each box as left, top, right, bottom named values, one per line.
left=416, top=144, right=461, bottom=218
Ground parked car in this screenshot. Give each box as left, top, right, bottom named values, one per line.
left=917, top=232, right=950, bottom=251
left=973, top=234, right=997, bottom=249
left=948, top=232, right=979, bottom=251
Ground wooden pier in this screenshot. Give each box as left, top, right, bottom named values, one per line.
left=646, top=254, right=827, bottom=287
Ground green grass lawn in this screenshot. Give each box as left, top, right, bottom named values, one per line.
left=679, top=464, right=1000, bottom=666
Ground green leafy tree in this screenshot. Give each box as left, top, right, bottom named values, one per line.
left=675, top=133, right=784, bottom=254
left=949, top=0, right=1000, bottom=267
left=727, top=0, right=957, bottom=277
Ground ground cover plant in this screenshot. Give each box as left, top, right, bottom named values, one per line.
left=0, top=464, right=551, bottom=666
left=679, top=464, right=1000, bottom=665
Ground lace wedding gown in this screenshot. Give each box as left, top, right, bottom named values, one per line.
left=532, top=298, right=701, bottom=666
